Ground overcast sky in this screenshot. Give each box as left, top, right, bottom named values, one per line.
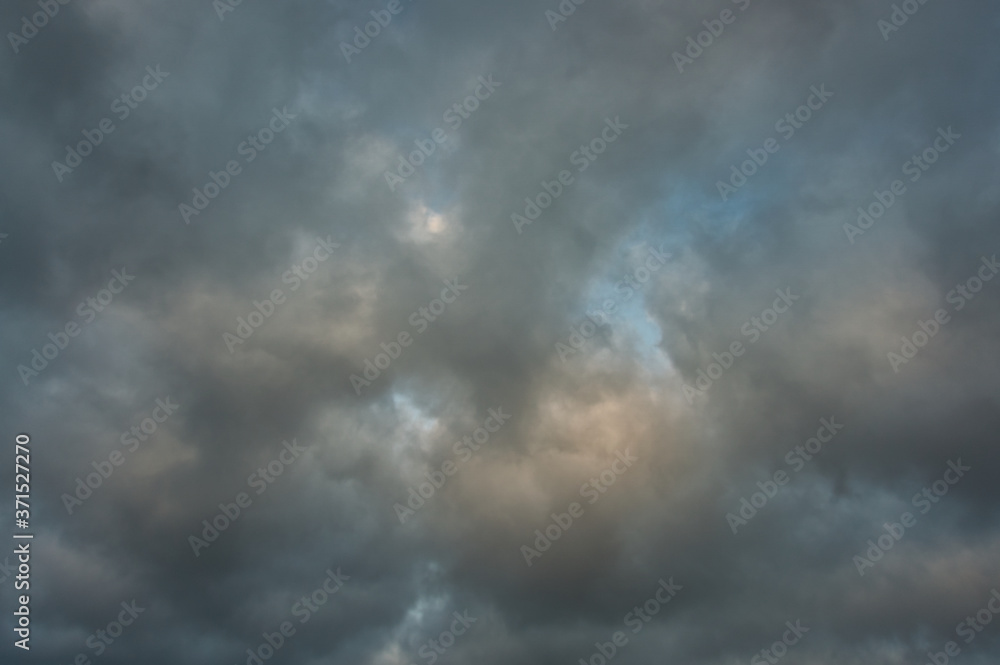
left=3, top=0, right=1000, bottom=664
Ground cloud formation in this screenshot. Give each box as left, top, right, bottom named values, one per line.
left=2, top=0, right=1000, bottom=664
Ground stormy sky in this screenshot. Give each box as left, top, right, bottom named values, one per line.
left=2, top=0, right=1000, bottom=664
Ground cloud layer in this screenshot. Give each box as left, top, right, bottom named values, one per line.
left=2, top=1, right=1000, bottom=664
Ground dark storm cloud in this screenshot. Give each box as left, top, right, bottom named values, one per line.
left=2, top=0, right=999, bottom=664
